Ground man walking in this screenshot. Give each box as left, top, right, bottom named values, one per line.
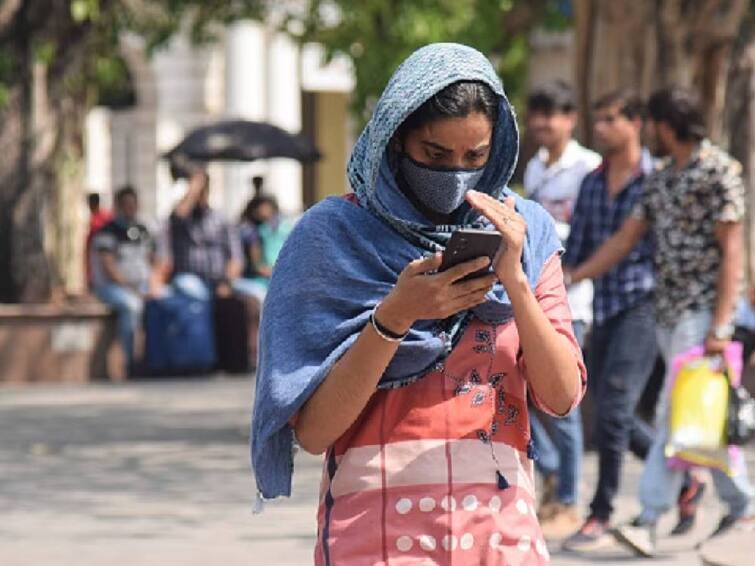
left=523, top=80, right=600, bottom=538
left=562, top=91, right=700, bottom=551
left=569, top=87, right=754, bottom=556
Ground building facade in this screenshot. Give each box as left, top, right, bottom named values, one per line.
left=85, top=20, right=355, bottom=227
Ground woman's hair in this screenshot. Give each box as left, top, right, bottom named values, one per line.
left=647, top=87, right=706, bottom=142
left=241, top=194, right=279, bottom=223
left=396, top=81, right=498, bottom=141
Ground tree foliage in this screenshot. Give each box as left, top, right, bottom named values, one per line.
left=0, top=0, right=268, bottom=113
left=0, top=0, right=270, bottom=301
left=0, top=0, right=568, bottom=118
left=0, top=0, right=567, bottom=301
left=290, top=0, right=570, bottom=122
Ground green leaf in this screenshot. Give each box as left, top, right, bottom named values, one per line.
left=0, top=84, right=9, bottom=110
left=70, top=0, right=100, bottom=23
left=292, top=0, right=573, bottom=124
left=33, top=40, right=56, bottom=66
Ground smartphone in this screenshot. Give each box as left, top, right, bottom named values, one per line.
left=439, top=229, right=503, bottom=281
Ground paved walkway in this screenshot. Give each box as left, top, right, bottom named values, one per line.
left=0, top=377, right=752, bottom=565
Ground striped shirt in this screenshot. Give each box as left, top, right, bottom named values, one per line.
left=166, top=208, right=243, bottom=285
left=562, top=150, right=656, bottom=325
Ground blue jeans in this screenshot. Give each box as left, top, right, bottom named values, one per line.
left=95, top=283, right=144, bottom=368
left=531, top=321, right=586, bottom=505
left=588, top=299, right=657, bottom=520
left=638, top=310, right=754, bottom=523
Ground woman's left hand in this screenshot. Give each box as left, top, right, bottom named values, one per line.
left=465, top=190, right=527, bottom=289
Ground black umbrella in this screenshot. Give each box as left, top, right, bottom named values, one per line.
left=164, top=119, right=321, bottom=166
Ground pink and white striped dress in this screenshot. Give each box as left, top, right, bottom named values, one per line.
left=313, top=254, right=586, bottom=565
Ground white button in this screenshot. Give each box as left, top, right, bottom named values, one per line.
left=419, top=497, right=436, bottom=512
left=460, top=533, right=475, bottom=550
left=396, top=535, right=413, bottom=552
left=442, top=534, right=457, bottom=551
left=395, top=498, right=412, bottom=515
left=462, top=494, right=478, bottom=512
left=418, top=534, right=436, bottom=551
left=517, top=534, right=531, bottom=552
left=489, top=495, right=502, bottom=513
left=440, top=495, right=456, bottom=512
left=535, top=539, right=549, bottom=557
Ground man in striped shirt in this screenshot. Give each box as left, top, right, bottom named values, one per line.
left=159, top=169, right=244, bottom=297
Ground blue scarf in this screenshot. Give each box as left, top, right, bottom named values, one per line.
left=251, top=43, right=562, bottom=499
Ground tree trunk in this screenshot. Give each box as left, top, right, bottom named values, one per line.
left=0, top=22, right=39, bottom=302
left=0, top=1, right=95, bottom=302
left=725, top=11, right=755, bottom=281
left=573, top=0, right=748, bottom=145
left=573, top=0, right=753, bottom=278
left=49, top=93, right=89, bottom=297
left=13, top=59, right=59, bottom=302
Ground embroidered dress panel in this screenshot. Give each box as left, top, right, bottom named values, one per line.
left=314, top=254, right=586, bottom=565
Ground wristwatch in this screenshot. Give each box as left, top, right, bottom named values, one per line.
left=710, top=322, right=735, bottom=341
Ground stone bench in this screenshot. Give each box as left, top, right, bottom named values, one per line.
left=0, top=303, right=125, bottom=384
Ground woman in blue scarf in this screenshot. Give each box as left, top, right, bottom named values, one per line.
left=252, top=43, right=586, bottom=564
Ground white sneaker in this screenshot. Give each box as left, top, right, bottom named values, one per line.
left=612, top=523, right=657, bottom=558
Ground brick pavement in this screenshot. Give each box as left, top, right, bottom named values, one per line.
left=0, top=378, right=752, bottom=565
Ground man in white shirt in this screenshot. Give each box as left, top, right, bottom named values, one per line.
left=523, top=80, right=600, bottom=538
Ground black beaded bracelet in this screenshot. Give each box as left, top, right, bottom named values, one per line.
left=370, top=304, right=409, bottom=342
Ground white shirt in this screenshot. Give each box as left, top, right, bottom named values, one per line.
left=524, top=140, right=601, bottom=324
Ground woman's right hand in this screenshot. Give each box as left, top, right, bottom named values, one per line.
left=376, top=253, right=497, bottom=335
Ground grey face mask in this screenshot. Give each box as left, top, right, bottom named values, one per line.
left=399, top=155, right=486, bottom=215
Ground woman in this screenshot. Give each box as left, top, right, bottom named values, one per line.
left=235, top=194, right=291, bottom=302
left=252, top=43, right=586, bottom=565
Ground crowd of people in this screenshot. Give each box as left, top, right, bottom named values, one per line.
left=522, top=80, right=754, bottom=556
left=248, top=43, right=753, bottom=565
left=86, top=171, right=290, bottom=376
left=83, top=41, right=755, bottom=562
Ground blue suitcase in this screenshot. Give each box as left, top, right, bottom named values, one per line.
left=144, top=293, right=217, bottom=375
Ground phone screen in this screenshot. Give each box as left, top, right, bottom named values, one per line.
left=439, top=229, right=502, bottom=280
